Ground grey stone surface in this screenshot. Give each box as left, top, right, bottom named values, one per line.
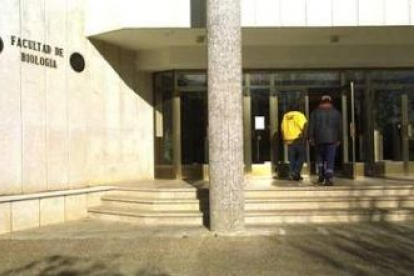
left=207, top=0, right=244, bottom=233
left=1, top=220, right=414, bottom=275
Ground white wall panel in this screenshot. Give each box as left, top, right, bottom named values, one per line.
left=280, top=0, right=306, bottom=26
left=104, top=44, right=122, bottom=181
left=256, top=0, right=281, bottom=26
left=67, top=0, right=88, bottom=188
left=332, top=0, right=358, bottom=26
left=45, top=0, right=68, bottom=191
left=0, top=0, right=22, bottom=195
left=241, top=0, right=256, bottom=26
left=384, top=0, right=410, bottom=25
left=20, top=0, right=47, bottom=193
left=411, top=0, right=414, bottom=25
left=86, top=0, right=191, bottom=36
left=359, top=0, right=385, bottom=25
left=86, top=41, right=106, bottom=184
left=120, top=50, right=138, bottom=178
left=307, top=0, right=332, bottom=26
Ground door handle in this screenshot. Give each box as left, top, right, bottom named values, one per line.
left=349, top=123, right=355, bottom=138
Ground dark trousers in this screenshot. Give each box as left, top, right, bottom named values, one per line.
left=315, top=143, right=337, bottom=180
left=288, top=142, right=305, bottom=176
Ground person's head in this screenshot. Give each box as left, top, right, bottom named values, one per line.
left=287, top=103, right=301, bottom=112
left=320, top=95, right=332, bottom=105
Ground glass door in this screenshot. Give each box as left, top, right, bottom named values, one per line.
left=251, top=89, right=270, bottom=164
left=181, top=91, right=207, bottom=180
left=372, top=88, right=404, bottom=176
left=341, top=81, right=361, bottom=178
left=408, top=90, right=414, bottom=175
left=402, top=89, right=414, bottom=176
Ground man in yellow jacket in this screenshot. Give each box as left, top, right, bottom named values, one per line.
left=281, top=104, right=307, bottom=181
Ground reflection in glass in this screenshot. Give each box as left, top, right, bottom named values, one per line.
left=177, top=73, right=207, bottom=87
left=370, top=71, right=414, bottom=85
left=249, top=73, right=270, bottom=86
left=181, top=92, right=207, bottom=164
left=275, top=72, right=340, bottom=86
left=408, top=91, right=414, bottom=173
left=154, top=72, right=174, bottom=165
left=374, top=90, right=402, bottom=162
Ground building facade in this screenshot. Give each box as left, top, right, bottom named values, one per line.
left=1, top=0, right=414, bottom=232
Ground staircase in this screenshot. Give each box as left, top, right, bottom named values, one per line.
left=244, top=184, right=414, bottom=225
left=88, top=185, right=209, bottom=226
left=88, top=181, right=414, bottom=227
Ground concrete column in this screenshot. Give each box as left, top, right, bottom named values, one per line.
left=207, top=0, right=244, bottom=233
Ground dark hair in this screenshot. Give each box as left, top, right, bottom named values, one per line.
left=287, top=103, right=301, bottom=112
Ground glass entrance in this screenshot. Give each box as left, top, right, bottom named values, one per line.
left=154, top=70, right=414, bottom=180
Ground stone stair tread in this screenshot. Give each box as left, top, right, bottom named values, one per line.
left=246, top=208, right=414, bottom=216
left=245, top=195, right=414, bottom=202
left=102, top=194, right=205, bottom=204
left=115, top=186, right=203, bottom=192
left=88, top=205, right=203, bottom=217
left=245, top=184, right=414, bottom=191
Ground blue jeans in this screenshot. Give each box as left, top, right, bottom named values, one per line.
left=315, top=143, right=337, bottom=180
left=288, top=142, right=305, bottom=176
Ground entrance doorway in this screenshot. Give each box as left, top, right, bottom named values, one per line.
left=154, top=70, right=414, bottom=180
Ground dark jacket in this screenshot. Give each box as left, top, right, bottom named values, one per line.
left=309, top=104, right=342, bottom=144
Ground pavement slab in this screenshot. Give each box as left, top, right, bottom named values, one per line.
left=1, top=220, right=414, bottom=275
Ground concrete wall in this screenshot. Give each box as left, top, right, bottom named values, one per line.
left=241, top=0, right=414, bottom=27
left=86, top=0, right=192, bottom=36
left=0, top=0, right=154, bottom=196
left=136, top=44, right=414, bottom=71
left=86, top=0, right=414, bottom=37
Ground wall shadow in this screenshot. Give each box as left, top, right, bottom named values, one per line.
left=0, top=255, right=170, bottom=276
left=289, top=223, right=414, bottom=276
left=88, top=38, right=153, bottom=107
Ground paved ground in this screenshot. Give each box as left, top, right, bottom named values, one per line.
left=1, top=220, right=414, bottom=276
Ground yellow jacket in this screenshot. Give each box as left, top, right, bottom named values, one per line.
left=281, top=111, right=307, bottom=144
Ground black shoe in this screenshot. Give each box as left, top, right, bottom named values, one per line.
left=324, top=179, right=334, bottom=186
left=295, top=173, right=303, bottom=181
left=316, top=176, right=324, bottom=183
left=289, top=174, right=299, bottom=181
left=313, top=176, right=325, bottom=185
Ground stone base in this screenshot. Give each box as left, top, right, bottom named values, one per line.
left=0, top=186, right=113, bottom=235
left=342, top=162, right=365, bottom=179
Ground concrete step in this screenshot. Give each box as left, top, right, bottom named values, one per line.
left=101, top=194, right=209, bottom=211
left=245, top=196, right=414, bottom=211
left=88, top=205, right=205, bottom=226
left=245, top=185, right=414, bottom=198
left=245, top=208, right=414, bottom=225
left=111, top=186, right=208, bottom=200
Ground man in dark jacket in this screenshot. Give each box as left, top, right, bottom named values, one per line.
left=309, top=95, right=342, bottom=186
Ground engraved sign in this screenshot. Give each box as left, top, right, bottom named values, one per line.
left=10, top=35, right=64, bottom=69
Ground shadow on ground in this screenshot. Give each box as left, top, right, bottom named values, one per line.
left=0, top=255, right=170, bottom=276
left=290, top=224, right=414, bottom=276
